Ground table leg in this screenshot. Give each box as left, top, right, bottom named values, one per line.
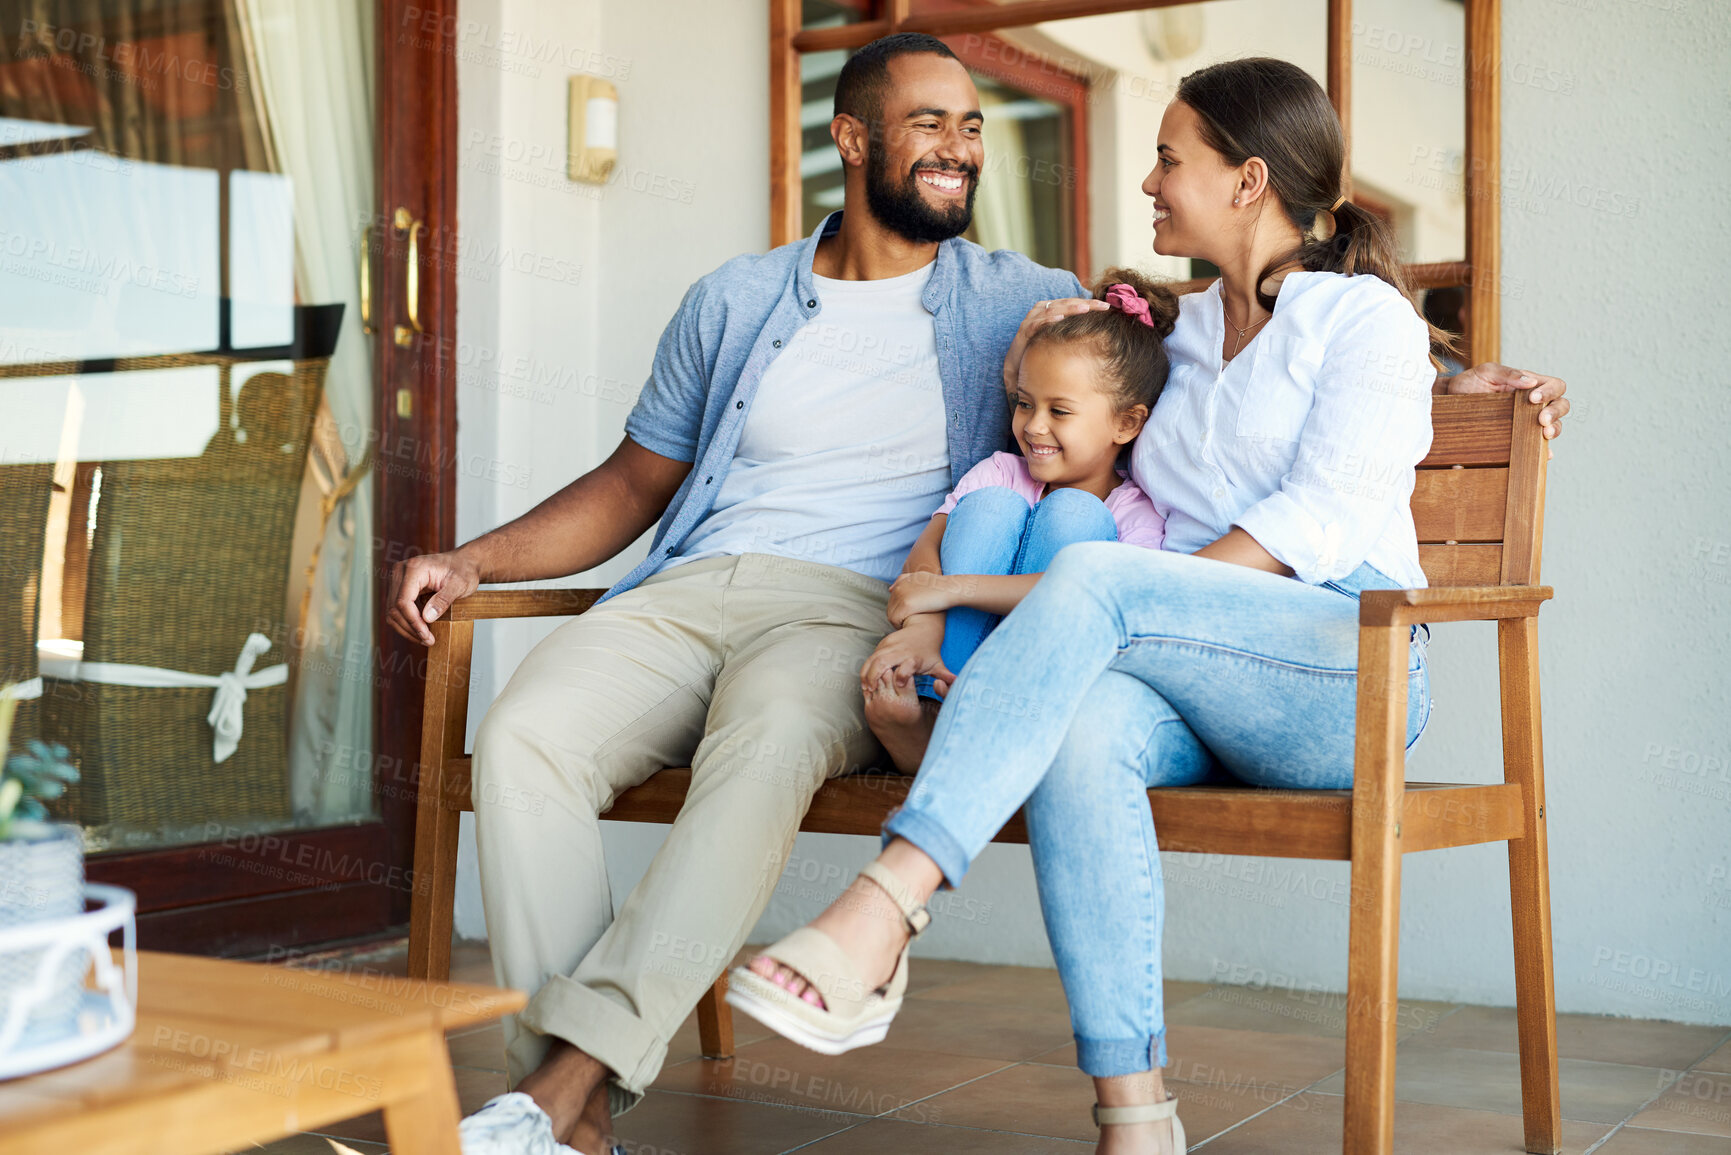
left=382, top=1029, right=464, bottom=1155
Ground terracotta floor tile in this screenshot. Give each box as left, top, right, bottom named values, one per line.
left=868, top=995, right=1076, bottom=1061
left=446, top=1020, right=506, bottom=1071
left=887, top=1061, right=1100, bottom=1142
left=794, top=1116, right=1092, bottom=1152
left=902, top=954, right=999, bottom=994
left=1167, top=982, right=1453, bottom=1040
left=894, top=1057, right=1303, bottom=1144
left=449, top=940, right=496, bottom=985
left=1698, top=1038, right=1731, bottom=1074
left=1164, top=1024, right=1346, bottom=1092
left=1024, top=981, right=1221, bottom=1068
left=612, top=1089, right=856, bottom=1155
left=1165, top=979, right=1216, bottom=1011
left=1416, top=1004, right=1729, bottom=1069
left=1628, top=1070, right=1731, bottom=1137
left=665, top=1004, right=776, bottom=1067
left=910, top=962, right=1071, bottom=1015
left=1597, top=1126, right=1731, bottom=1154
left=1310, top=1043, right=1668, bottom=1125
left=1199, top=1091, right=1609, bottom=1154
left=652, top=1038, right=1009, bottom=1118
left=315, top=1066, right=506, bottom=1145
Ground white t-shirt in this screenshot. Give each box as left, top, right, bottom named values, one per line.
left=666, top=262, right=950, bottom=584
left=1131, top=272, right=1432, bottom=587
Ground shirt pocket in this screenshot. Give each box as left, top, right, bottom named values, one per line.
left=1234, top=335, right=1324, bottom=443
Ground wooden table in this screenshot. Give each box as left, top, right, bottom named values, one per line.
left=0, top=950, right=524, bottom=1154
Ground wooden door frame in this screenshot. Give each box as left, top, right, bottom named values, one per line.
left=87, top=0, right=459, bottom=957
left=771, top=0, right=1501, bottom=362
left=372, top=0, right=461, bottom=938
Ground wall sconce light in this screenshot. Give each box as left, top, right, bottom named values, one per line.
left=568, top=75, right=618, bottom=184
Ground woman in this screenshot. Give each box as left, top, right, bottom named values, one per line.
left=728, top=57, right=1444, bottom=1154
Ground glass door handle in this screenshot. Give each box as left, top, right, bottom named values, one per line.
left=392, top=207, right=425, bottom=347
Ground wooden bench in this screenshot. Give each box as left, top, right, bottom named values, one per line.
left=406, top=392, right=1559, bottom=1155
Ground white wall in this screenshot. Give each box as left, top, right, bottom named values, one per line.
left=452, top=0, right=1731, bottom=1025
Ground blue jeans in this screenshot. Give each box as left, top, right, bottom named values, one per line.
left=914, top=485, right=1119, bottom=701
left=882, top=542, right=1430, bottom=1077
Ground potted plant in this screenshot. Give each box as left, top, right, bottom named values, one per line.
left=0, top=686, right=85, bottom=1040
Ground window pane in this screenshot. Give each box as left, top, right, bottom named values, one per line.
left=0, top=1, right=379, bottom=852
left=1352, top=0, right=1468, bottom=268
left=804, top=0, right=875, bottom=30
left=1029, top=0, right=1328, bottom=283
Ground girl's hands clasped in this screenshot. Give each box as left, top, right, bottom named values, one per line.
left=861, top=619, right=956, bottom=701
left=886, top=571, right=962, bottom=628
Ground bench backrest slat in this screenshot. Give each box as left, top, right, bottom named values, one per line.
left=1412, top=394, right=1548, bottom=588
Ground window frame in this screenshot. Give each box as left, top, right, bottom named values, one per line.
left=769, top=0, right=1502, bottom=362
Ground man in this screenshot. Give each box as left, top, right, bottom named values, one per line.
left=388, top=33, right=1568, bottom=1155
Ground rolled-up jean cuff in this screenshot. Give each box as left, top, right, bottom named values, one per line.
left=1075, top=1031, right=1167, bottom=1078
left=881, top=807, right=972, bottom=888
left=519, top=974, right=659, bottom=1116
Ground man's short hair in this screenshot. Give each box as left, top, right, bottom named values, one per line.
left=833, top=32, right=962, bottom=131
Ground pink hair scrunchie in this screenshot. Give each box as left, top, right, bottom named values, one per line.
left=1103, top=283, right=1153, bottom=328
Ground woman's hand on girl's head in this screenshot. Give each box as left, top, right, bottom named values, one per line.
left=888, top=572, right=959, bottom=628
left=1003, top=297, right=1110, bottom=393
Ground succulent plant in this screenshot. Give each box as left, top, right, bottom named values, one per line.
left=0, top=686, right=80, bottom=839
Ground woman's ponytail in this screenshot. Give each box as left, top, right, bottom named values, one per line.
left=1175, top=58, right=1457, bottom=358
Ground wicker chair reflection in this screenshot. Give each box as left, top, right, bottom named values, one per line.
left=0, top=465, right=55, bottom=743
left=43, top=362, right=328, bottom=831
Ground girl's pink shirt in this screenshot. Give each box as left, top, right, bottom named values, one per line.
left=934, top=451, right=1166, bottom=550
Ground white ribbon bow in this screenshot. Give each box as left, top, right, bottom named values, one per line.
left=1, top=677, right=43, bottom=701
left=36, top=634, right=287, bottom=763
left=205, top=634, right=275, bottom=763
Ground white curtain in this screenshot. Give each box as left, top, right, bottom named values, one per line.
left=973, top=93, right=1038, bottom=256
left=236, top=0, right=377, bottom=824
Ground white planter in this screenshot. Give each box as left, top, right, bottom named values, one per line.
left=0, top=823, right=85, bottom=1041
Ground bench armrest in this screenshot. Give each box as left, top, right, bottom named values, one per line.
left=447, top=588, right=607, bottom=621
left=1359, top=585, right=1553, bottom=628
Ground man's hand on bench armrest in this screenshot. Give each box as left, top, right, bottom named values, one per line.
left=1438, top=362, right=1570, bottom=457
left=387, top=547, right=484, bottom=646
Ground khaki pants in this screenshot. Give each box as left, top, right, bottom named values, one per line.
left=471, top=553, right=890, bottom=1113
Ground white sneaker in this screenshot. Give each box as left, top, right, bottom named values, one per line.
left=458, top=1092, right=583, bottom=1155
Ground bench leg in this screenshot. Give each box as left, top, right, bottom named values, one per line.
left=699, top=969, right=733, bottom=1059
left=698, top=972, right=734, bottom=1059
left=1343, top=623, right=1410, bottom=1155
left=382, top=1028, right=464, bottom=1155
left=409, top=790, right=461, bottom=981
left=1501, top=618, right=1561, bottom=1154
left=409, top=618, right=470, bottom=983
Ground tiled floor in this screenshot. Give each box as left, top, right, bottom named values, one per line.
left=240, top=940, right=1731, bottom=1155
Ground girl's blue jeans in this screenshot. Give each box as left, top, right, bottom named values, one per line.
left=913, top=485, right=1119, bottom=701
left=882, top=541, right=1431, bottom=1078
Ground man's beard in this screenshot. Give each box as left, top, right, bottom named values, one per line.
left=865, top=146, right=978, bottom=244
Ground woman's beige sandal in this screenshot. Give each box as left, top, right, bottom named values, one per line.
left=726, top=862, right=931, bottom=1055
left=1092, top=1096, right=1186, bottom=1151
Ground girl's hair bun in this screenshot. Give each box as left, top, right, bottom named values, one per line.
left=1093, top=267, right=1180, bottom=340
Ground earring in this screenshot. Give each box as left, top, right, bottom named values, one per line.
left=1233, top=196, right=1240, bottom=205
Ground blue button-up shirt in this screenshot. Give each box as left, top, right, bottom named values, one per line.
left=608, top=212, right=1084, bottom=599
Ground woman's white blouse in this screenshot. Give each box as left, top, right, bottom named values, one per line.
left=1130, top=271, right=1433, bottom=588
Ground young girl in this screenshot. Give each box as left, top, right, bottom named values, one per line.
left=860, top=269, right=1179, bottom=772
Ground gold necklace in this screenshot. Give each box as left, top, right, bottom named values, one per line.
left=1222, top=301, right=1270, bottom=361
